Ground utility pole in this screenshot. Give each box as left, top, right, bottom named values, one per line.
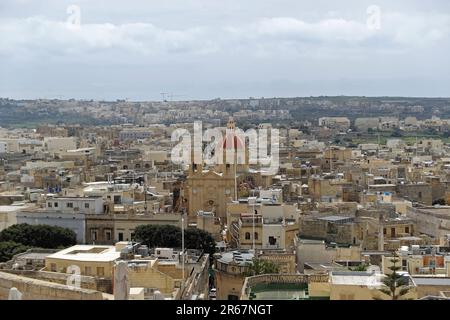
left=377, top=133, right=380, bottom=157
left=144, top=174, right=147, bottom=214
left=234, top=160, right=238, bottom=201
left=181, top=210, right=185, bottom=284
left=252, top=189, right=256, bottom=251
left=329, top=147, right=333, bottom=173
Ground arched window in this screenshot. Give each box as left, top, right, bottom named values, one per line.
left=245, top=232, right=251, bottom=240
left=254, top=232, right=259, bottom=240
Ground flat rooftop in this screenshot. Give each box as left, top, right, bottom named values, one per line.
left=331, top=271, right=383, bottom=286
left=217, top=250, right=254, bottom=266
left=413, top=277, right=450, bottom=286
left=317, top=215, right=354, bottom=222
left=0, top=204, right=32, bottom=212
left=46, top=245, right=121, bottom=262
left=15, top=252, right=54, bottom=260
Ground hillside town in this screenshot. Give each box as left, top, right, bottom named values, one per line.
left=1, top=98, right=450, bottom=300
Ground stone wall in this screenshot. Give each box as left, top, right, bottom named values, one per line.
left=2, top=270, right=112, bottom=293
left=396, top=184, right=433, bottom=205
left=0, top=271, right=106, bottom=300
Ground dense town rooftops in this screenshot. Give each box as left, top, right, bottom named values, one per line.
left=317, top=215, right=354, bottom=223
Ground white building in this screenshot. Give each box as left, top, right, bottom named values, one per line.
left=16, top=196, right=105, bottom=243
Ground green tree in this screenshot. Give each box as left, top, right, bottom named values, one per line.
left=391, top=128, right=403, bottom=137
left=377, top=252, right=411, bottom=300
left=134, top=224, right=216, bottom=255
left=350, top=264, right=368, bottom=271
left=244, top=258, right=280, bottom=277
left=0, top=224, right=76, bottom=249
left=185, top=228, right=216, bottom=256
left=134, top=225, right=181, bottom=248
left=0, top=241, right=31, bottom=262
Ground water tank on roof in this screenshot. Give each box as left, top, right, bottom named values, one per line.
left=137, top=245, right=149, bottom=257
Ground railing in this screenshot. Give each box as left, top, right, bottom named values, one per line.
left=230, top=222, right=240, bottom=247
left=241, top=274, right=329, bottom=300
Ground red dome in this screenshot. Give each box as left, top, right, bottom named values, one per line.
left=221, top=134, right=244, bottom=150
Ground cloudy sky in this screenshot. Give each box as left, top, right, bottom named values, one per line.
left=1, top=0, right=449, bottom=100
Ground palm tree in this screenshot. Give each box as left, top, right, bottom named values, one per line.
left=377, top=252, right=411, bottom=300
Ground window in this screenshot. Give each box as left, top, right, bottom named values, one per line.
left=405, top=226, right=410, bottom=234
left=48, top=202, right=52, bottom=207
left=67, top=202, right=73, bottom=208
left=84, top=203, right=90, bottom=209
left=418, top=192, right=422, bottom=199
left=383, top=228, right=386, bottom=235
left=118, top=232, right=124, bottom=241
left=245, top=232, right=251, bottom=240
left=130, top=232, right=135, bottom=240
left=54, top=202, right=58, bottom=208
left=85, top=266, right=92, bottom=275
left=391, top=228, right=395, bottom=237
left=50, top=263, right=57, bottom=272
left=269, top=236, right=277, bottom=246
left=97, top=267, right=104, bottom=276
left=105, top=230, right=111, bottom=241
left=254, top=232, right=259, bottom=240
left=91, top=229, right=98, bottom=241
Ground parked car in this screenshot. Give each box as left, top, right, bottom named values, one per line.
left=209, top=288, right=217, bottom=300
